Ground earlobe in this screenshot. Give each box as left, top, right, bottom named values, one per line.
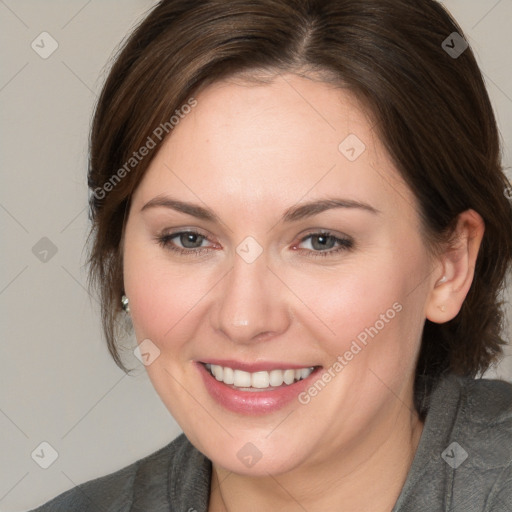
left=425, top=209, right=485, bottom=324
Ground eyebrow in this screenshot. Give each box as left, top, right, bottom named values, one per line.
left=141, top=196, right=380, bottom=223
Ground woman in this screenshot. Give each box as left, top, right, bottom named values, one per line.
left=31, top=0, right=512, bottom=510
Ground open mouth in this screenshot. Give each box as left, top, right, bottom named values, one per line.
left=201, top=362, right=322, bottom=391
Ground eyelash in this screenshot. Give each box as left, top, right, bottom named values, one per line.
left=156, top=230, right=354, bottom=259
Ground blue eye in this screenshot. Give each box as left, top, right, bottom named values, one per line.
left=156, top=230, right=354, bottom=258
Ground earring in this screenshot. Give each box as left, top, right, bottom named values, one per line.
left=438, top=304, right=447, bottom=312
left=121, top=294, right=130, bottom=313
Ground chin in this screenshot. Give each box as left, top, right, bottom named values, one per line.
left=197, top=432, right=310, bottom=476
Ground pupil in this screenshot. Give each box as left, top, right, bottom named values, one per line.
left=181, top=233, right=202, bottom=248
left=313, top=234, right=334, bottom=250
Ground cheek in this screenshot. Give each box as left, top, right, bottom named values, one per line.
left=283, top=253, right=424, bottom=370
left=123, top=242, right=217, bottom=354
left=287, top=263, right=397, bottom=333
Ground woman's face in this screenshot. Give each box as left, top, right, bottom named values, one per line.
left=123, top=73, right=437, bottom=476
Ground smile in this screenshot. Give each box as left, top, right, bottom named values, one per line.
left=204, top=363, right=316, bottom=390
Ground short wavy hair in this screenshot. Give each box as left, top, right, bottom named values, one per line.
left=87, top=0, right=512, bottom=416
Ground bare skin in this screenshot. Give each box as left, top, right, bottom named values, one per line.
left=122, top=72, right=484, bottom=511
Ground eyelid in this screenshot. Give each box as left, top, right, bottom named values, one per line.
left=158, top=228, right=218, bottom=247
left=297, top=227, right=351, bottom=240
left=158, top=226, right=214, bottom=241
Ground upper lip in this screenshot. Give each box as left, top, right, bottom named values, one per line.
left=198, top=359, right=320, bottom=372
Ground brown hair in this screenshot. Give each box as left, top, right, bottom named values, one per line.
left=87, top=0, right=512, bottom=415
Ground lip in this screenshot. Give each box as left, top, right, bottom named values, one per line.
left=195, top=361, right=322, bottom=415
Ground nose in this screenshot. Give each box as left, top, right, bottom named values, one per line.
left=211, top=250, right=291, bottom=345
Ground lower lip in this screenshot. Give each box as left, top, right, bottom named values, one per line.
left=196, top=362, right=322, bottom=415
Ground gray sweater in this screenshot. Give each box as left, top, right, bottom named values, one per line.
left=30, top=374, right=512, bottom=511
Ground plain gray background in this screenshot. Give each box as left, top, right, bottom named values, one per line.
left=1, top=1, right=511, bottom=510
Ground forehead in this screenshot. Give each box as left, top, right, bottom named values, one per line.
left=175, top=74, right=369, bottom=165
left=132, top=73, right=416, bottom=222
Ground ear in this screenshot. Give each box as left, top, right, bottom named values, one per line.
left=426, top=209, right=485, bottom=324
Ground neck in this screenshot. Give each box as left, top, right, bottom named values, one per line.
left=208, top=402, right=424, bottom=512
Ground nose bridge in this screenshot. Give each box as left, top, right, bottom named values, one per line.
left=212, top=246, right=290, bottom=343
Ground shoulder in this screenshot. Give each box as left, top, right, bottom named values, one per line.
left=28, top=433, right=206, bottom=512
left=429, top=373, right=512, bottom=437
left=454, top=375, right=512, bottom=510
left=451, top=374, right=512, bottom=463
left=436, top=375, right=512, bottom=510
left=459, top=374, right=512, bottom=424
left=394, top=374, right=512, bottom=512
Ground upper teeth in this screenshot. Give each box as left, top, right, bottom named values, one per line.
left=205, top=363, right=315, bottom=389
